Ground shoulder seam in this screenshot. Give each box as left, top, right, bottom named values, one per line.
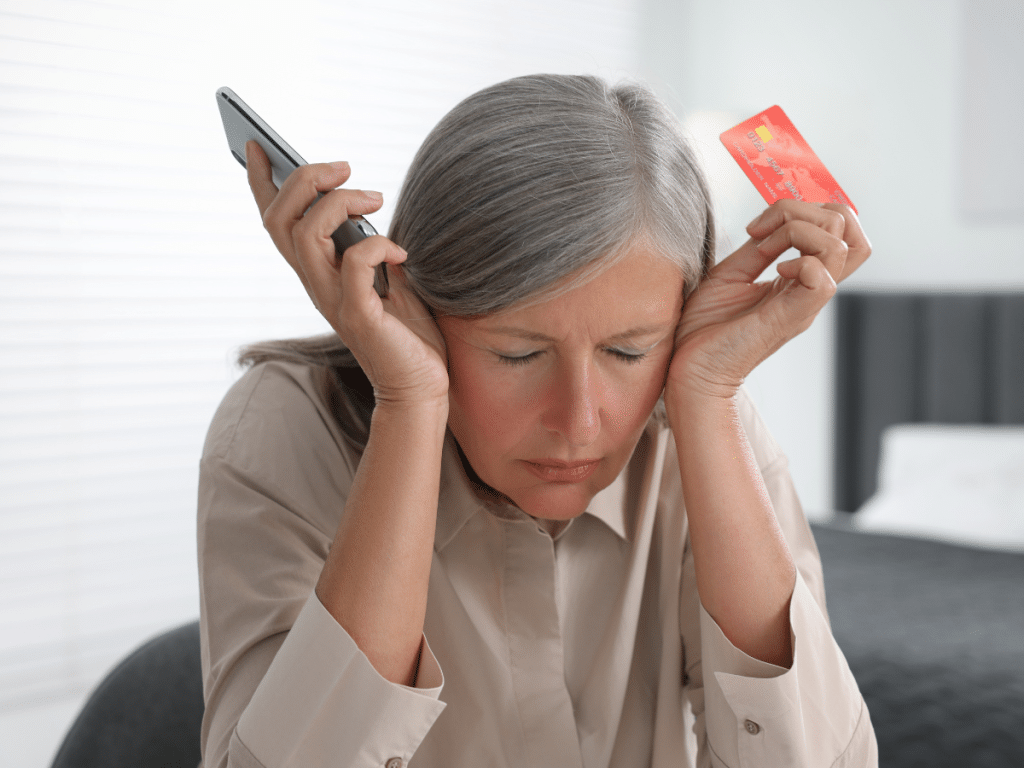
left=759, top=451, right=789, bottom=478
left=211, top=364, right=272, bottom=463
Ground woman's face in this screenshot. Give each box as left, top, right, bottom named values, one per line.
left=436, top=245, right=685, bottom=524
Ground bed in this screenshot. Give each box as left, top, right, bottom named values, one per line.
left=811, top=291, right=1024, bottom=767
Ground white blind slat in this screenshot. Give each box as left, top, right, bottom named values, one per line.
left=0, top=0, right=642, bottom=711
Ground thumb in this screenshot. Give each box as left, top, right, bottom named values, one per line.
left=245, top=141, right=279, bottom=216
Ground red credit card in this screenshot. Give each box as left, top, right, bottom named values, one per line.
left=719, top=106, right=856, bottom=214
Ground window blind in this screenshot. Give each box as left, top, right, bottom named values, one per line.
left=0, top=0, right=641, bottom=708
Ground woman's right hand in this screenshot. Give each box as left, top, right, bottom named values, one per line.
left=244, top=141, right=449, bottom=409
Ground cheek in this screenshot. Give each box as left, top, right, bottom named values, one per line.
left=597, top=346, right=672, bottom=425
left=446, top=351, right=536, bottom=454
left=603, top=365, right=667, bottom=433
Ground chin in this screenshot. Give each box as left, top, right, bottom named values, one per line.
left=510, top=479, right=602, bottom=522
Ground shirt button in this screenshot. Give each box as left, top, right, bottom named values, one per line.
left=744, top=719, right=761, bottom=735
left=385, top=759, right=403, bottom=768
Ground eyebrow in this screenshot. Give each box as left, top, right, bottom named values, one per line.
left=485, top=323, right=673, bottom=344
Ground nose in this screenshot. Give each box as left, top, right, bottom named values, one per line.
left=540, top=358, right=601, bottom=448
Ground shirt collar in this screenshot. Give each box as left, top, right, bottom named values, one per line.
left=585, top=465, right=628, bottom=540
left=434, top=418, right=663, bottom=551
left=434, top=431, right=485, bottom=552
left=585, top=420, right=661, bottom=543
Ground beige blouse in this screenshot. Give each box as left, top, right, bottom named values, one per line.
left=197, top=361, right=877, bottom=768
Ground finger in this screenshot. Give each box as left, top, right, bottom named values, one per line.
left=776, top=254, right=836, bottom=293
left=382, top=267, right=448, bottom=360
left=382, top=264, right=431, bottom=324
left=707, top=237, right=772, bottom=283
left=823, top=203, right=872, bottom=281
left=383, top=268, right=441, bottom=341
left=245, top=141, right=279, bottom=216
left=261, top=162, right=353, bottom=243
left=755, top=219, right=849, bottom=282
left=311, top=235, right=407, bottom=331
left=746, top=199, right=846, bottom=241
left=276, top=159, right=352, bottom=201
left=290, top=188, right=385, bottom=265
left=764, top=255, right=837, bottom=336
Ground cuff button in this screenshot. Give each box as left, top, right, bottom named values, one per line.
left=744, top=719, right=761, bottom=735
left=385, top=759, right=403, bottom=768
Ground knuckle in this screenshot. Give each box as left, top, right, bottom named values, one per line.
left=823, top=274, right=838, bottom=297
left=824, top=202, right=853, bottom=217
left=346, top=234, right=392, bottom=262
left=260, top=208, right=284, bottom=239
left=775, top=199, right=797, bottom=219
left=340, top=237, right=372, bottom=264
left=291, top=215, right=315, bottom=244
left=294, top=164, right=317, bottom=185
left=261, top=203, right=282, bottom=234
left=788, top=219, right=813, bottom=239
left=825, top=210, right=846, bottom=235
left=320, top=186, right=348, bottom=208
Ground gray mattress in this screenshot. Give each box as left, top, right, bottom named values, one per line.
left=812, top=522, right=1024, bottom=767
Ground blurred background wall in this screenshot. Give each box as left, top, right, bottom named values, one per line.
left=641, top=0, right=1024, bottom=517
left=1, top=0, right=1021, bottom=765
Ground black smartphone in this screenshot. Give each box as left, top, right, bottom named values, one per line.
left=216, top=86, right=387, bottom=296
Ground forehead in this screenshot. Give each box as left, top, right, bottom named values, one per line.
left=452, top=246, right=685, bottom=339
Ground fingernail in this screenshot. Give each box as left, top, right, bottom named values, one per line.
left=364, top=190, right=383, bottom=202
left=748, top=210, right=766, bottom=228
left=329, top=161, right=350, bottom=170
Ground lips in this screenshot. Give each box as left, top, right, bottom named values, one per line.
left=523, top=459, right=601, bottom=484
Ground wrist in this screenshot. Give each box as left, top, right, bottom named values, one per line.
left=663, top=377, right=740, bottom=427
left=371, top=396, right=449, bottom=429
left=665, top=342, right=746, bottom=409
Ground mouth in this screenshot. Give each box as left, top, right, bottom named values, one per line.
left=523, top=459, right=601, bottom=484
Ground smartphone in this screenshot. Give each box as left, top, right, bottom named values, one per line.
left=216, top=86, right=387, bottom=296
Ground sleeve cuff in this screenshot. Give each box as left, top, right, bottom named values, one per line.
left=700, top=570, right=871, bottom=767
left=236, top=591, right=446, bottom=768
left=698, top=597, right=792, bottom=681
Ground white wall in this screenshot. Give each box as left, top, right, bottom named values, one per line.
left=638, top=0, right=1024, bottom=512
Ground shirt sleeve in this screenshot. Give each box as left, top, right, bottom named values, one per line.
left=197, top=362, right=446, bottom=768
left=679, top=390, right=878, bottom=768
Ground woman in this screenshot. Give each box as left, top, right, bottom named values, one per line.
left=198, top=75, right=876, bottom=767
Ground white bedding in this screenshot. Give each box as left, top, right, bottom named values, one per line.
left=853, top=424, right=1024, bottom=553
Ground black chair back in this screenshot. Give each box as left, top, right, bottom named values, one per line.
left=50, top=621, right=204, bottom=768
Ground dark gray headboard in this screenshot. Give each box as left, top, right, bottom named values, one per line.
left=833, top=291, right=1024, bottom=513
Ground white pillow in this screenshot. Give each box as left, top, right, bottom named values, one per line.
left=854, top=424, right=1024, bottom=553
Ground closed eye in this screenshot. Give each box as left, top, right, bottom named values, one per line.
left=498, top=349, right=647, bottom=367
left=607, top=348, right=647, bottom=364
left=497, top=352, right=541, bottom=367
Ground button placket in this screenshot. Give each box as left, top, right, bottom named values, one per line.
left=503, top=520, right=584, bottom=768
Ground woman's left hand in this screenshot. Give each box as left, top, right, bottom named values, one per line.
left=666, top=200, right=871, bottom=403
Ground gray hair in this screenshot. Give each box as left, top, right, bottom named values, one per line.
left=389, top=74, right=713, bottom=314
left=240, top=74, right=715, bottom=444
